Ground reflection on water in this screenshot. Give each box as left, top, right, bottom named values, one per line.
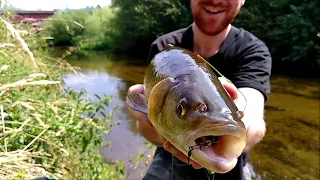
left=63, top=52, right=152, bottom=180
left=63, top=50, right=319, bottom=180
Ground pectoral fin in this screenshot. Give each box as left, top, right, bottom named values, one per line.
left=126, top=94, right=148, bottom=114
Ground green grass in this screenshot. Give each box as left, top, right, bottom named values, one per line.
left=0, top=13, right=125, bottom=180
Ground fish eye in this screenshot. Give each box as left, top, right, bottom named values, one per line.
left=176, top=104, right=186, bottom=117
left=176, top=98, right=187, bottom=117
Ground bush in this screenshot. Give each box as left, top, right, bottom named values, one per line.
left=0, top=12, right=125, bottom=179
left=41, top=7, right=117, bottom=51
left=40, top=0, right=320, bottom=74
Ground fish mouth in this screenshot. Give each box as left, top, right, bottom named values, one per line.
left=185, top=124, right=247, bottom=173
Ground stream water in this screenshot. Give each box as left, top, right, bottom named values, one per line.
left=61, top=50, right=319, bottom=180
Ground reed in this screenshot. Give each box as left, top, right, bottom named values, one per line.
left=0, top=11, right=124, bottom=180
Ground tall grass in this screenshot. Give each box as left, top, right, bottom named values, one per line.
left=0, top=11, right=125, bottom=179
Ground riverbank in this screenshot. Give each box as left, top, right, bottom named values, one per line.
left=54, top=47, right=320, bottom=79
left=0, top=17, right=125, bottom=179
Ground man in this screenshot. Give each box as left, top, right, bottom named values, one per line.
left=127, top=0, right=272, bottom=179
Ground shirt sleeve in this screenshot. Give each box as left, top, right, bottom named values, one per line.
left=147, top=42, right=161, bottom=63
left=232, top=41, right=272, bottom=102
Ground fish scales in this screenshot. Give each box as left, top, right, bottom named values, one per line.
left=126, top=45, right=247, bottom=174
left=145, top=48, right=216, bottom=99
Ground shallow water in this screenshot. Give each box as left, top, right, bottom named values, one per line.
left=250, top=76, right=319, bottom=180
left=62, top=50, right=319, bottom=180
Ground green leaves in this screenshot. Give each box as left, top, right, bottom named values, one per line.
left=40, top=7, right=117, bottom=51
left=234, top=0, right=320, bottom=71
left=39, top=0, right=319, bottom=72
left=109, top=0, right=192, bottom=54
left=0, top=14, right=124, bottom=179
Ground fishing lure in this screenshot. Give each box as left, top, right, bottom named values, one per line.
left=197, top=55, right=248, bottom=112
left=170, top=54, right=247, bottom=180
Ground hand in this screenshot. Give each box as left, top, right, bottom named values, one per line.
left=163, top=77, right=240, bottom=169
left=127, top=78, right=241, bottom=168
left=126, top=84, right=166, bottom=147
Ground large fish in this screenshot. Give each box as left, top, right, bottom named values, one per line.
left=126, top=44, right=247, bottom=173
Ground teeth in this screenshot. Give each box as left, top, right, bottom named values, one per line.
left=204, top=7, right=221, bottom=13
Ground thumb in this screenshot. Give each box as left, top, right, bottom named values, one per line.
left=218, top=77, right=238, bottom=101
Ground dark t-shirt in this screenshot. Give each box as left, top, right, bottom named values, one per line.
left=145, top=25, right=272, bottom=180
left=147, top=25, right=271, bottom=101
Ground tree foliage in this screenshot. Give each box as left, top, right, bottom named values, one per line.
left=41, top=7, right=116, bottom=50
left=109, top=0, right=192, bottom=55
left=233, top=0, right=320, bottom=73
left=42, top=0, right=320, bottom=74
left=110, top=0, right=320, bottom=71
left=41, top=10, right=89, bottom=46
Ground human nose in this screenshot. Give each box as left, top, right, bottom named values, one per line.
left=210, top=0, right=223, bottom=5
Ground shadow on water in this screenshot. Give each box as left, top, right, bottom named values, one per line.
left=61, top=50, right=319, bottom=180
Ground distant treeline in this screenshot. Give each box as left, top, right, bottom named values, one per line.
left=40, top=0, right=320, bottom=76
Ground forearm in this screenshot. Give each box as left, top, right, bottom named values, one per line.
left=136, top=120, right=164, bottom=147
left=243, top=118, right=266, bottom=152
left=236, top=87, right=266, bottom=152
left=127, top=84, right=165, bottom=146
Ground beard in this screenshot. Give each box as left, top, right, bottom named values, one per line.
left=191, top=1, right=241, bottom=36
left=193, top=15, right=234, bottom=36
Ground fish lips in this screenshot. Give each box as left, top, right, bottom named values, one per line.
left=185, top=123, right=247, bottom=173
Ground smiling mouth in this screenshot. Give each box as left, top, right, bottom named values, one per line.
left=204, top=7, right=224, bottom=14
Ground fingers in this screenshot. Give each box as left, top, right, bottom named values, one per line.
left=218, top=77, right=238, bottom=101
left=128, top=84, right=145, bottom=95
left=126, top=84, right=149, bottom=123
left=128, top=107, right=152, bottom=124
left=136, top=121, right=166, bottom=147
left=127, top=84, right=166, bottom=146
left=163, top=141, right=203, bottom=169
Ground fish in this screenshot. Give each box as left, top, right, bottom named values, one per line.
left=126, top=44, right=247, bottom=174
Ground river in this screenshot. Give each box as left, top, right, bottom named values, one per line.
left=61, top=50, right=319, bottom=180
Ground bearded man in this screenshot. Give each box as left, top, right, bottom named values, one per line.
left=127, top=0, right=272, bottom=179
